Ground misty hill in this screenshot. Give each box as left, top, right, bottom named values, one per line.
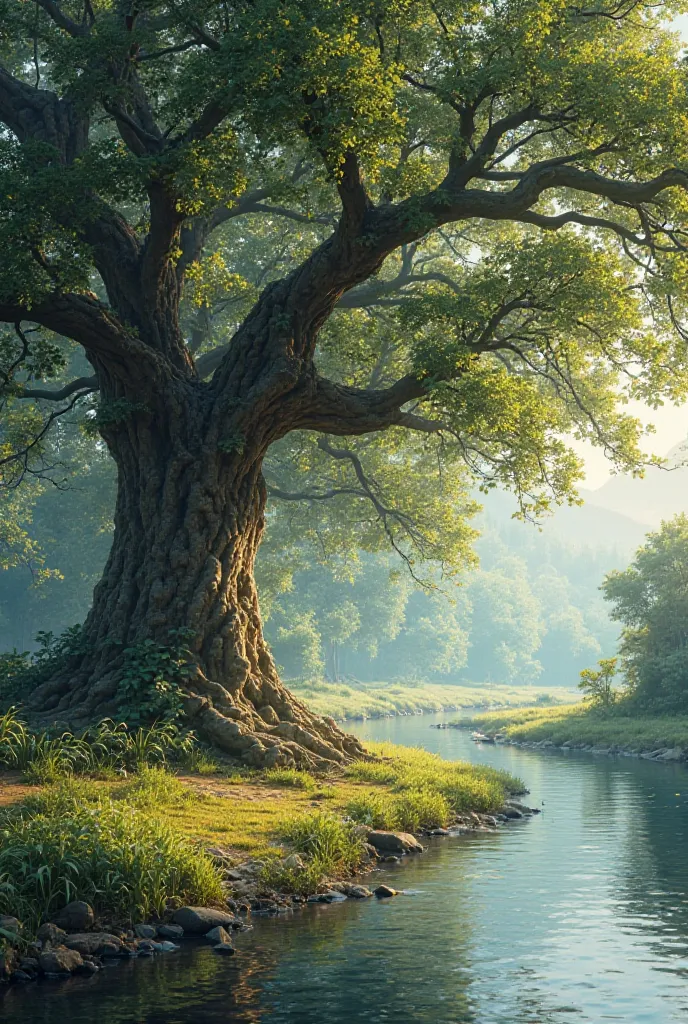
left=582, top=438, right=688, bottom=528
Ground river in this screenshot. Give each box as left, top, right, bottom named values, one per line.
left=5, top=711, right=688, bottom=1024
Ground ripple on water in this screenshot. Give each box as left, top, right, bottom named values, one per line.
left=5, top=711, right=688, bottom=1023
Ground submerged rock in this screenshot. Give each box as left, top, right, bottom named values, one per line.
left=328, top=882, right=373, bottom=899
left=213, top=943, right=236, bottom=956
left=205, top=926, right=232, bottom=944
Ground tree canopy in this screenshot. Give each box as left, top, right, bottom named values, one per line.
left=3, top=0, right=688, bottom=762
left=603, top=515, right=688, bottom=711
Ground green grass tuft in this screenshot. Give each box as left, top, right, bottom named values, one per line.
left=263, top=767, right=317, bottom=790
left=0, top=779, right=223, bottom=931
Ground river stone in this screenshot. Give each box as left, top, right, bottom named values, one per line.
left=64, top=932, right=123, bottom=956
left=282, top=853, right=305, bottom=871
left=366, top=830, right=424, bottom=854
left=76, top=960, right=100, bottom=975
left=341, top=883, right=373, bottom=899
left=134, top=924, right=157, bottom=939
left=327, top=882, right=373, bottom=899
left=39, top=947, right=84, bottom=975
left=314, top=890, right=347, bottom=903
left=37, top=923, right=68, bottom=947
left=373, top=885, right=398, bottom=898
left=0, top=915, right=22, bottom=936
left=50, top=901, right=94, bottom=932
left=205, top=926, right=232, bottom=944
left=502, top=806, right=523, bottom=820
left=213, top=943, right=236, bottom=955
left=658, top=747, right=685, bottom=761
left=172, top=907, right=236, bottom=935
left=157, top=924, right=184, bottom=940
left=11, top=969, right=34, bottom=983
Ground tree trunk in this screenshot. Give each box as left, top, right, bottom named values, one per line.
left=29, top=395, right=364, bottom=769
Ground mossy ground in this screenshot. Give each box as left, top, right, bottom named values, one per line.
left=468, top=704, right=688, bottom=750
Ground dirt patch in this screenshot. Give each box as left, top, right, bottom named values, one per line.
left=178, top=777, right=293, bottom=802
left=0, top=771, right=35, bottom=807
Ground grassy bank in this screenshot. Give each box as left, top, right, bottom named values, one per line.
left=467, top=703, right=688, bottom=752
left=288, top=678, right=570, bottom=720
left=0, top=713, right=523, bottom=937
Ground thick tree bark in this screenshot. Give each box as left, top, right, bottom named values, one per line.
left=29, top=385, right=364, bottom=768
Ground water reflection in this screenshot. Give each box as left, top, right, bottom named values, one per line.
left=6, top=713, right=688, bottom=1023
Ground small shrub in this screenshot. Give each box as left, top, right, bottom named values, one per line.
left=345, top=792, right=392, bottom=829
left=277, top=811, right=365, bottom=878
left=393, top=789, right=451, bottom=831
left=258, top=858, right=325, bottom=896
left=346, top=788, right=451, bottom=831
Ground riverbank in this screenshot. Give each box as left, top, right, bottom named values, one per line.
left=0, top=730, right=530, bottom=989
left=459, top=704, right=688, bottom=762
left=289, top=678, right=571, bottom=721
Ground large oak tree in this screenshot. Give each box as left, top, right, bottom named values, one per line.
left=2, top=0, right=688, bottom=766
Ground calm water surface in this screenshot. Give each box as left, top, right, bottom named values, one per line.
left=5, top=712, right=688, bottom=1024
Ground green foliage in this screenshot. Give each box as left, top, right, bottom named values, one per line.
left=345, top=788, right=451, bottom=831
left=277, top=810, right=366, bottom=875
left=578, top=657, right=620, bottom=708
left=602, top=515, right=688, bottom=711
left=0, top=625, right=86, bottom=706
left=0, top=708, right=199, bottom=779
left=0, top=782, right=223, bottom=929
left=115, top=630, right=195, bottom=725
left=4, top=0, right=688, bottom=723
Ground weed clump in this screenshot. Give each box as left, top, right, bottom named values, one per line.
left=0, top=780, right=223, bottom=930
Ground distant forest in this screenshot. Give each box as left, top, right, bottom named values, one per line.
left=3, top=449, right=665, bottom=690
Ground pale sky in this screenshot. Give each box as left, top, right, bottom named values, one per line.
left=574, top=402, right=688, bottom=489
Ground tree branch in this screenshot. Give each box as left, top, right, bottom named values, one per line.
left=35, top=0, right=88, bottom=37
left=18, top=375, right=99, bottom=401
left=0, top=297, right=166, bottom=386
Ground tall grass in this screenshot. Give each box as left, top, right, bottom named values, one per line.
left=0, top=708, right=203, bottom=781
left=0, top=780, right=223, bottom=930
left=345, top=742, right=521, bottom=815
left=260, top=811, right=366, bottom=895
